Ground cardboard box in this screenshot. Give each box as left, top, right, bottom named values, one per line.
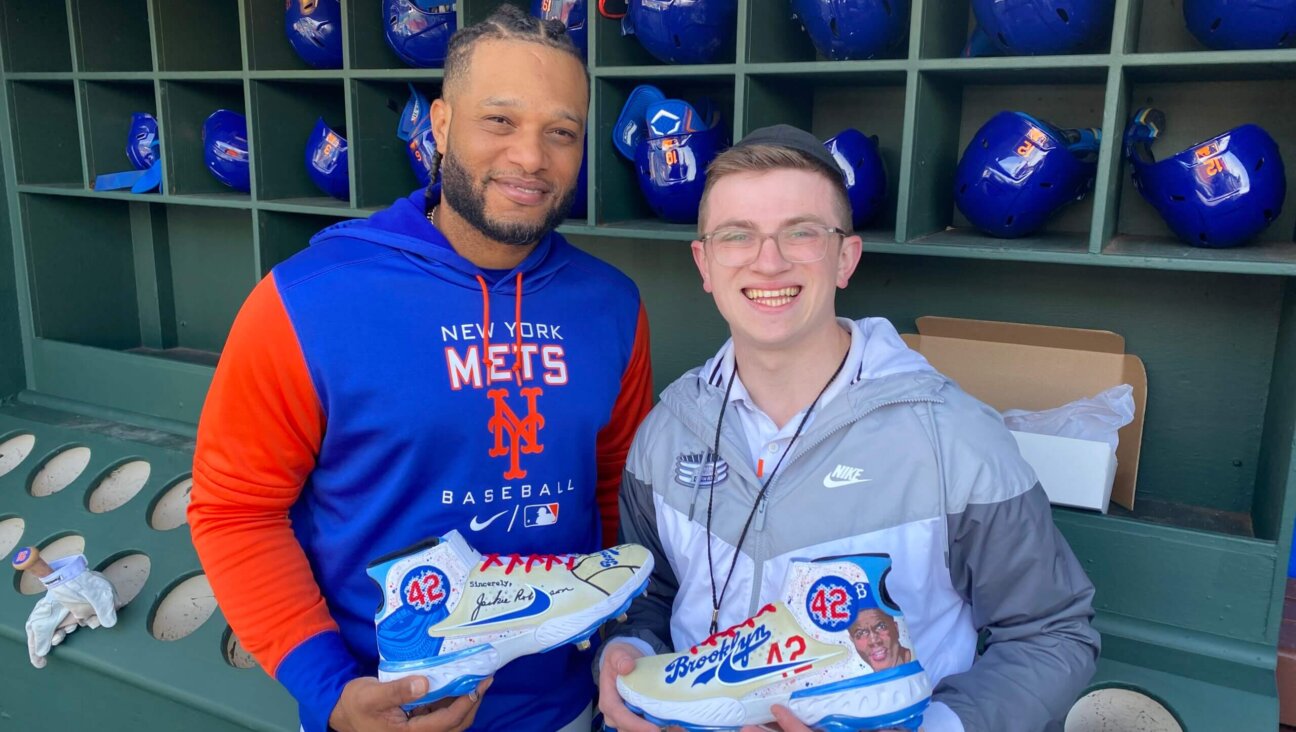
left=900, top=316, right=1147, bottom=512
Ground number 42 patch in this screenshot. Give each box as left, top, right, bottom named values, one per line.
left=401, top=566, right=450, bottom=613
left=805, top=575, right=858, bottom=633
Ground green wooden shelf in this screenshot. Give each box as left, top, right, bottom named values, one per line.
left=1, top=0, right=1294, bottom=729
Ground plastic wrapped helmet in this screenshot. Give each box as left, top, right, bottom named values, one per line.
left=384, top=0, right=457, bottom=68
left=203, top=109, right=251, bottom=193
left=969, top=0, right=1115, bottom=56
left=532, top=0, right=587, bottom=58
left=614, top=85, right=725, bottom=223
left=1183, top=0, right=1296, bottom=50
left=305, top=117, right=350, bottom=200
left=397, top=84, right=438, bottom=187
left=622, top=0, right=737, bottom=64
left=285, top=0, right=343, bottom=69
left=1124, top=107, right=1286, bottom=248
left=954, top=110, right=1101, bottom=237
left=824, top=129, right=888, bottom=227
left=790, top=0, right=910, bottom=60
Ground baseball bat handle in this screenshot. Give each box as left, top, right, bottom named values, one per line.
left=12, top=546, right=53, bottom=576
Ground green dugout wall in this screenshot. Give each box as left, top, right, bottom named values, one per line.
left=0, top=0, right=1294, bottom=729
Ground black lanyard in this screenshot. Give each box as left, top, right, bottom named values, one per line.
left=705, top=347, right=850, bottom=635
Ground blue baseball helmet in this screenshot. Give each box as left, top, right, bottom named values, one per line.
left=614, top=85, right=725, bottom=222
left=954, top=111, right=1101, bottom=238
left=397, top=84, right=438, bottom=186
left=94, top=113, right=161, bottom=193
left=203, top=109, right=251, bottom=193
left=384, top=0, right=457, bottom=68
left=532, top=0, right=587, bottom=58
left=824, top=129, right=887, bottom=227
left=622, top=0, right=737, bottom=64
left=790, top=0, right=910, bottom=60
left=969, top=0, right=1114, bottom=56
left=1183, top=0, right=1296, bottom=50
left=285, top=0, right=343, bottom=69
left=306, top=117, right=350, bottom=200
left=126, top=112, right=159, bottom=170
left=1124, top=107, right=1286, bottom=248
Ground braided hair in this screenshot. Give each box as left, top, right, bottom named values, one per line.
left=425, top=5, right=586, bottom=210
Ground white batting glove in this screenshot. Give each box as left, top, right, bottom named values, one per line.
left=24, top=554, right=120, bottom=668
left=47, top=570, right=119, bottom=628
left=25, top=593, right=73, bottom=668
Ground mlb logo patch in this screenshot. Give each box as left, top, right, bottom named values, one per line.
left=524, top=503, right=560, bottom=528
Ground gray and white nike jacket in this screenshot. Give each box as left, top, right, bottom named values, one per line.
left=611, top=318, right=1100, bottom=732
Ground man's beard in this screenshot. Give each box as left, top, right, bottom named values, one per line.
left=439, top=150, right=576, bottom=247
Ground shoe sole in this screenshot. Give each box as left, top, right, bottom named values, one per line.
left=382, top=554, right=655, bottom=709
left=617, top=667, right=931, bottom=731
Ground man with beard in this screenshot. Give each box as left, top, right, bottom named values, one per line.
left=188, top=7, right=652, bottom=732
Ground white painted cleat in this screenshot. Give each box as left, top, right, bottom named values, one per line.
left=367, top=532, right=654, bottom=711
left=615, top=554, right=932, bottom=731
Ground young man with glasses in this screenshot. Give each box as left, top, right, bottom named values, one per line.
left=597, top=125, right=1099, bottom=732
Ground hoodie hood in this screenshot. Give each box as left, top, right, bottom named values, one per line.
left=306, top=187, right=581, bottom=388
left=307, top=187, right=574, bottom=294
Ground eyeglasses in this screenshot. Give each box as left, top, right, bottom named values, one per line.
left=699, top=223, right=847, bottom=267
left=851, top=620, right=893, bottom=642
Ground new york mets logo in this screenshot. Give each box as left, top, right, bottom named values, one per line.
left=487, top=387, right=545, bottom=480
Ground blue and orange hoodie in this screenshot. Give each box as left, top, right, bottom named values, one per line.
left=189, top=189, right=653, bottom=731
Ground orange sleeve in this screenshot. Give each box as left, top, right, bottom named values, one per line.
left=188, top=274, right=338, bottom=677
left=595, top=302, right=654, bottom=547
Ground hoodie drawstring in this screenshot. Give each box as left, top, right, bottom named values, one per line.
left=512, top=272, right=524, bottom=386
left=474, top=272, right=526, bottom=386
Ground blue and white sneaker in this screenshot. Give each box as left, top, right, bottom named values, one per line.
left=367, top=530, right=653, bottom=709
left=615, top=554, right=931, bottom=731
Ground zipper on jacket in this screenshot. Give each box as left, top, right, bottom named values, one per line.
left=745, top=395, right=944, bottom=616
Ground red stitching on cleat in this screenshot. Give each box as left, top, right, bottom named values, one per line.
left=481, top=552, right=576, bottom=575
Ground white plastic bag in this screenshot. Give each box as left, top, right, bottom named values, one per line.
left=1002, top=384, right=1136, bottom=452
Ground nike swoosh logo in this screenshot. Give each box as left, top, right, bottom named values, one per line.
left=469, top=510, right=508, bottom=531
left=823, top=476, right=873, bottom=488
left=458, top=585, right=552, bottom=628
left=714, top=653, right=823, bottom=686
